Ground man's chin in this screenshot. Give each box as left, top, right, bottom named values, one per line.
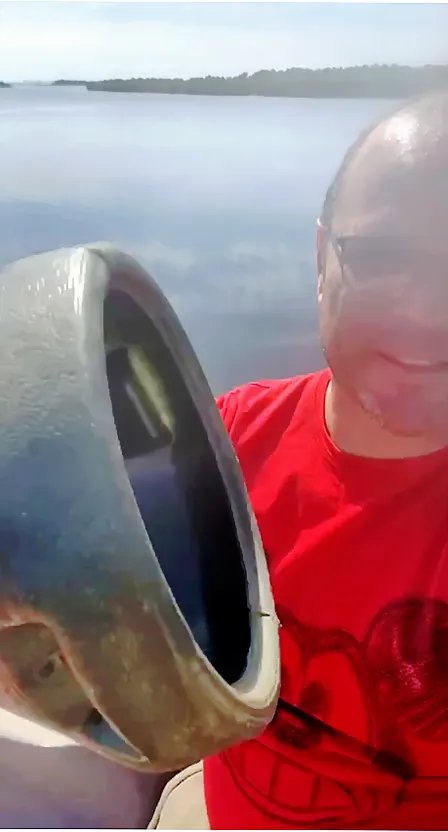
left=332, top=373, right=435, bottom=437
left=357, top=389, right=448, bottom=444
left=327, top=356, right=448, bottom=449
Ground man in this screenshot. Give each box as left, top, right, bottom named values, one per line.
left=151, top=90, right=448, bottom=829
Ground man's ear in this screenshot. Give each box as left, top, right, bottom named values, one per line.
left=316, top=220, right=326, bottom=301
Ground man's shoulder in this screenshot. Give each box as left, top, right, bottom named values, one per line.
left=217, top=369, right=328, bottom=443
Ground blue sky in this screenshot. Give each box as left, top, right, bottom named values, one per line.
left=0, top=2, right=446, bottom=82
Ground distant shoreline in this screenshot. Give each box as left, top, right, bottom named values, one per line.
left=50, top=65, right=448, bottom=100
left=0, top=82, right=11, bottom=88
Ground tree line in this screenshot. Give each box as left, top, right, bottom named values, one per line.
left=53, top=64, right=448, bottom=99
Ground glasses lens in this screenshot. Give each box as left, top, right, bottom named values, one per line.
left=341, top=238, right=431, bottom=286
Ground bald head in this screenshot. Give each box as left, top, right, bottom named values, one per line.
left=317, top=90, right=448, bottom=446
left=321, top=90, right=448, bottom=238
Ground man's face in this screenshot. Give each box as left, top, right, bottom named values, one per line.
left=318, top=114, right=448, bottom=441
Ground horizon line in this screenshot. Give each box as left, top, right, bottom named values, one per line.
left=6, top=61, right=448, bottom=86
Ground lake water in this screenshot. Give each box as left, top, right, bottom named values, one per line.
left=0, top=85, right=396, bottom=394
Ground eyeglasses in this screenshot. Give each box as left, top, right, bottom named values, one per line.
left=318, top=220, right=441, bottom=290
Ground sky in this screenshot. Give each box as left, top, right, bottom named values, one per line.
left=0, top=1, right=447, bottom=83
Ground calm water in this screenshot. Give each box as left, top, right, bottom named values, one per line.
left=0, top=86, right=395, bottom=394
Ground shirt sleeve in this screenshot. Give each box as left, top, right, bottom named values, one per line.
left=215, top=388, right=243, bottom=436
left=215, top=378, right=295, bottom=450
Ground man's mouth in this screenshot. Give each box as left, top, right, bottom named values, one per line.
left=377, top=353, right=448, bottom=372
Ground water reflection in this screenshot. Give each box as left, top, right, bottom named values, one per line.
left=0, top=86, right=395, bottom=392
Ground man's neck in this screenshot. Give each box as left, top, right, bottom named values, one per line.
left=325, top=378, right=445, bottom=460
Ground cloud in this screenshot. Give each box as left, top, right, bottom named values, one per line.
left=0, top=2, right=446, bottom=82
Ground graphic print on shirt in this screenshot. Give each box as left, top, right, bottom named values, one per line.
left=222, top=597, right=448, bottom=827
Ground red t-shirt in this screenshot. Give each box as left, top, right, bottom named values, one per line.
left=203, top=369, right=448, bottom=830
